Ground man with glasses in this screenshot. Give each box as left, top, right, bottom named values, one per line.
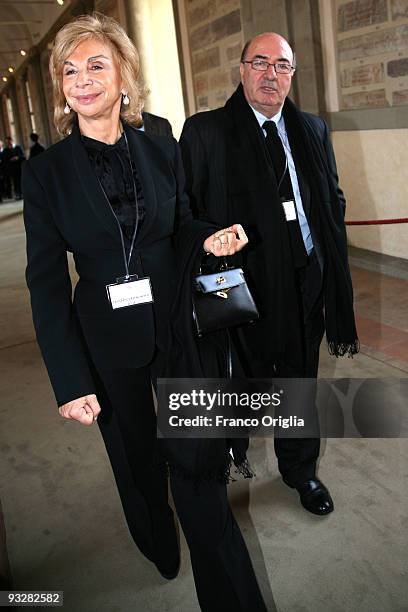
left=180, top=33, right=358, bottom=516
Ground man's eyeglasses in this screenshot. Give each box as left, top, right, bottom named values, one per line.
left=242, top=59, right=295, bottom=74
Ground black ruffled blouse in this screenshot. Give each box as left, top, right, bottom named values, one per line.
left=82, top=132, right=145, bottom=242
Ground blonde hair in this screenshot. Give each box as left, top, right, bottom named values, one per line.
left=49, top=12, right=147, bottom=135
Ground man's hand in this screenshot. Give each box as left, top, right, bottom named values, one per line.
left=59, top=394, right=101, bottom=426
left=203, top=224, right=248, bottom=256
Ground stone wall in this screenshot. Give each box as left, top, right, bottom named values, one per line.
left=15, top=78, right=32, bottom=152
left=336, top=0, right=408, bottom=110
left=334, top=128, right=408, bottom=258
left=184, top=0, right=244, bottom=110
left=1, top=96, right=11, bottom=139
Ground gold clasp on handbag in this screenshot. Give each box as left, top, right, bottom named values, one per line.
left=216, top=276, right=226, bottom=285
left=215, top=289, right=230, bottom=299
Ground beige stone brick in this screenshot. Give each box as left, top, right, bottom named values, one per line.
left=211, top=9, right=241, bottom=43
left=215, top=0, right=240, bottom=18
left=192, top=46, right=221, bottom=73
left=387, top=57, right=408, bottom=76
left=338, top=25, right=408, bottom=61
left=190, top=10, right=241, bottom=51
left=226, top=41, right=242, bottom=61
left=340, top=62, right=384, bottom=87
left=392, top=88, right=408, bottom=103
left=338, top=0, right=387, bottom=33
left=188, top=0, right=216, bottom=28
left=190, top=24, right=212, bottom=51
left=209, top=70, right=230, bottom=89
left=391, top=0, right=408, bottom=20
left=342, top=88, right=389, bottom=108
left=195, top=74, right=209, bottom=95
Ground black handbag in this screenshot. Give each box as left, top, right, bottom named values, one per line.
left=192, top=262, right=259, bottom=338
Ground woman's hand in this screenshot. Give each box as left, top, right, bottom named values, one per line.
left=203, top=224, right=248, bottom=257
left=59, top=394, right=101, bottom=426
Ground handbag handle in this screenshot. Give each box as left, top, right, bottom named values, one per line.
left=197, top=255, right=232, bottom=276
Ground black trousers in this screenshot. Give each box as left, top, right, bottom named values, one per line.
left=2, top=172, right=12, bottom=199
left=93, top=352, right=266, bottom=611
left=241, top=249, right=325, bottom=486
left=11, top=164, right=22, bottom=198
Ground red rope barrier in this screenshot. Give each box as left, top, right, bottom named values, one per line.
left=346, top=218, right=408, bottom=226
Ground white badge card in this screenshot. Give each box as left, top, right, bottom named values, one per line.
left=106, top=276, right=153, bottom=310
left=282, top=200, right=297, bottom=222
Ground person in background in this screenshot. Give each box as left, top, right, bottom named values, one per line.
left=2, top=136, right=25, bottom=199
left=29, top=132, right=45, bottom=159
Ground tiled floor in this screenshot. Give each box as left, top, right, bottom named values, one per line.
left=351, top=266, right=408, bottom=373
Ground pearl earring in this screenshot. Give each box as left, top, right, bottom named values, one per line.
left=63, top=102, right=71, bottom=115
left=122, top=93, right=130, bottom=106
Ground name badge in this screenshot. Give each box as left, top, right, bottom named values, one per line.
left=106, top=275, right=154, bottom=310
left=282, top=200, right=297, bottom=222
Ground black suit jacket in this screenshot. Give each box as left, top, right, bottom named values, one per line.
left=142, top=111, right=173, bottom=137
left=23, top=121, right=210, bottom=406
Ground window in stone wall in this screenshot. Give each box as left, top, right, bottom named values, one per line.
left=25, top=79, right=37, bottom=133
left=183, top=0, right=244, bottom=111
left=5, top=97, right=17, bottom=143
left=336, top=0, right=408, bottom=110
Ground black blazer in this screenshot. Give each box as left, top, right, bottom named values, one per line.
left=23, top=122, right=208, bottom=406
left=142, top=111, right=173, bottom=137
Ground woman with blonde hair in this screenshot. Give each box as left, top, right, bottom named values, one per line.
left=23, top=12, right=266, bottom=611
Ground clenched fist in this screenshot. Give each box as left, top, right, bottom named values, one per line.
left=59, top=394, right=101, bottom=426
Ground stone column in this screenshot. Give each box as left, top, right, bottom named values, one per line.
left=0, top=100, right=6, bottom=140
left=286, top=0, right=325, bottom=114
left=124, top=0, right=159, bottom=112
left=8, top=83, right=23, bottom=146
left=124, top=0, right=185, bottom=136
left=1, top=96, right=11, bottom=138
left=30, top=53, right=52, bottom=147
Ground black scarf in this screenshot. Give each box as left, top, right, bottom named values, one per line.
left=224, top=85, right=359, bottom=361
left=283, top=97, right=359, bottom=357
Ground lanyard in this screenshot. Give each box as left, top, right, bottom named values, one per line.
left=95, top=129, right=139, bottom=279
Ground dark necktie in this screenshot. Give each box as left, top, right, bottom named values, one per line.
left=262, top=120, right=307, bottom=267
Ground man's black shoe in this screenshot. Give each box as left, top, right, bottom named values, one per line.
left=294, top=479, right=334, bottom=515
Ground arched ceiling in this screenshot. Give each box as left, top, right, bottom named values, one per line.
left=0, top=0, right=72, bottom=92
